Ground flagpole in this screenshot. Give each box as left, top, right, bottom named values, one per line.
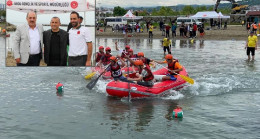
left=84, top=11, right=86, bottom=26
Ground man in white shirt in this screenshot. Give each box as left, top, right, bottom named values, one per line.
left=13, top=11, right=44, bottom=66
left=68, top=11, right=93, bottom=66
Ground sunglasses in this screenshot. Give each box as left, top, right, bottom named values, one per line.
left=106, top=50, right=111, bottom=52
left=166, top=59, right=172, bottom=61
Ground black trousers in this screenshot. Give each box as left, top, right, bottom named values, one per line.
left=68, top=55, right=87, bottom=66
left=17, top=54, right=41, bottom=66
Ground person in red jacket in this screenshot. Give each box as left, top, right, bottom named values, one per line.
left=98, top=47, right=112, bottom=66
left=107, top=56, right=133, bottom=83
left=95, top=46, right=105, bottom=64
left=137, top=52, right=155, bottom=68
left=126, top=60, right=154, bottom=87
left=192, top=23, right=197, bottom=38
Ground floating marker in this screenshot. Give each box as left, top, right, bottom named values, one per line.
left=56, top=82, right=64, bottom=92
left=173, top=106, right=183, bottom=118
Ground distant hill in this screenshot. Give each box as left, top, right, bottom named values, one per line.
left=125, top=0, right=260, bottom=12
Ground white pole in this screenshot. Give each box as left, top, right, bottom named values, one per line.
left=84, top=12, right=86, bottom=26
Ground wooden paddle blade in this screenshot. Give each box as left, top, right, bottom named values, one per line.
left=179, top=74, right=194, bottom=84
left=86, top=77, right=99, bottom=90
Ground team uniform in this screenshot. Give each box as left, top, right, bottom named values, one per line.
left=100, top=53, right=112, bottom=66
left=108, top=62, right=133, bottom=83
left=163, top=38, right=171, bottom=54
left=164, top=59, right=182, bottom=81
left=95, top=52, right=104, bottom=63
left=247, top=35, right=258, bottom=56
left=137, top=65, right=154, bottom=87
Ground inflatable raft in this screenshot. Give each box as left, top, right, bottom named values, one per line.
left=106, top=67, right=189, bottom=98
left=91, top=66, right=138, bottom=79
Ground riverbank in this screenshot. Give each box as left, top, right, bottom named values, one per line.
left=6, top=51, right=47, bottom=66
left=96, top=25, right=254, bottom=41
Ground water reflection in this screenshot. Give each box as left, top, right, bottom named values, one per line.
left=104, top=97, right=156, bottom=132
left=103, top=96, right=186, bottom=132
left=245, top=60, right=257, bottom=71
left=56, top=91, right=64, bottom=97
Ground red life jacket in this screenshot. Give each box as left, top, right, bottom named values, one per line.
left=110, top=63, right=122, bottom=78
left=141, top=57, right=150, bottom=66
left=96, top=52, right=104, bottom=62
left=129, top=54, right=138, bottom=66
left=139, top=66, right=154, bottom=81
left=102, top=53, right=112, bottom=65
left=167, top=60, right=179, bottom=75
left=121, top=50, right=129, bottom=58
left=253, top=24, right=257, bottom=29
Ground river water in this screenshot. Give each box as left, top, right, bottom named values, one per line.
left=0, top=37, right=260, bottom=138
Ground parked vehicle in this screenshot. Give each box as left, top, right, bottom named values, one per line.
left=104, top=17, right=127, bottom=26
left=176, top=17, right=202, bottom=26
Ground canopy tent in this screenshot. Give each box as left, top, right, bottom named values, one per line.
left=191, top=11, right=230, bottom=19
left=218, top=12, right=230, bottom=19
left=122, top=10, right=143, bottom=20
left=6, top=0, right=95, bottom=14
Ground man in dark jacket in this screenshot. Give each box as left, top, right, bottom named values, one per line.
left=43, top=17, right=68, bottom=66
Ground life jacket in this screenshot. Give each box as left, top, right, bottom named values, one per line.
left=167, top=59, right=179, bottom=75
left=121, top=50, right=129, bottom=58
left=247, top=23, right=250, bottom=28
left=139, top=66, right=154, bottom=81
left=253, top=24, right=257, bottom=29
left=110, top=63, right=122, bottom=78
left=141, top=57, right=150, bottom=66
left=129, top=54, right=138, bottom=66
left=102, top=53, right=112, bottom=65
left=96, top=52, right=104, bottom=62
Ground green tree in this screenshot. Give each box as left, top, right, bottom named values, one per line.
left=0, top=10, right=6, bottom=18
left=181, top=6, right=195, bottom=15
left=195, top=6, right=207, bottom=13
left=113, top=6, right=127, bottom=16
left=138, top=10, right=149, bottom=16
left=151, top=8, right=158, bottom=16
left=151, top=6, right=175, bottom=16
left=207, top=6, right=214, bottom=11
left=219, top=8, right=231, bottom=14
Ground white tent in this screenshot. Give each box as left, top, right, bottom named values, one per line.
left=218, top=12, right=230, bottom=19
left=6, top=0, right=95, bottom=14
left=191, top=11, right=222, bottom=19
left=122, top=10, right=143, bottom=20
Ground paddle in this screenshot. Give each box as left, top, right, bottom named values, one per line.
left=126, top=59, right=131, bottom=102
left=154, top=62, right=194, bottom=85
left=86, top=63, right=111, bottom=90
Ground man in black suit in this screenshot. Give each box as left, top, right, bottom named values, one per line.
left=43, top=17, right=68, bottom=66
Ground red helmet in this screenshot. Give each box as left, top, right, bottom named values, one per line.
left=137, top=52, right=144, bottom=57
left=105, top=47, right=111, bottom=51
left=110, top=56, right=117, bottom=62
left=99, top=46, right=104, bottom=50
left=128, top=49, right=133, bottom=52
left=165, top=54, right=173, bottom=60
left=125, top=45, right=130, bottom=49
left=134, top=60, right=144, bottom=66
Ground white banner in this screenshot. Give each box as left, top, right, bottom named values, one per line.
left=6, top=0, right=95, bottom=13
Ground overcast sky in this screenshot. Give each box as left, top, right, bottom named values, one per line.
left=97, top=0, right=227, bottom=7
left=0, top=0, right=5, bottom=4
